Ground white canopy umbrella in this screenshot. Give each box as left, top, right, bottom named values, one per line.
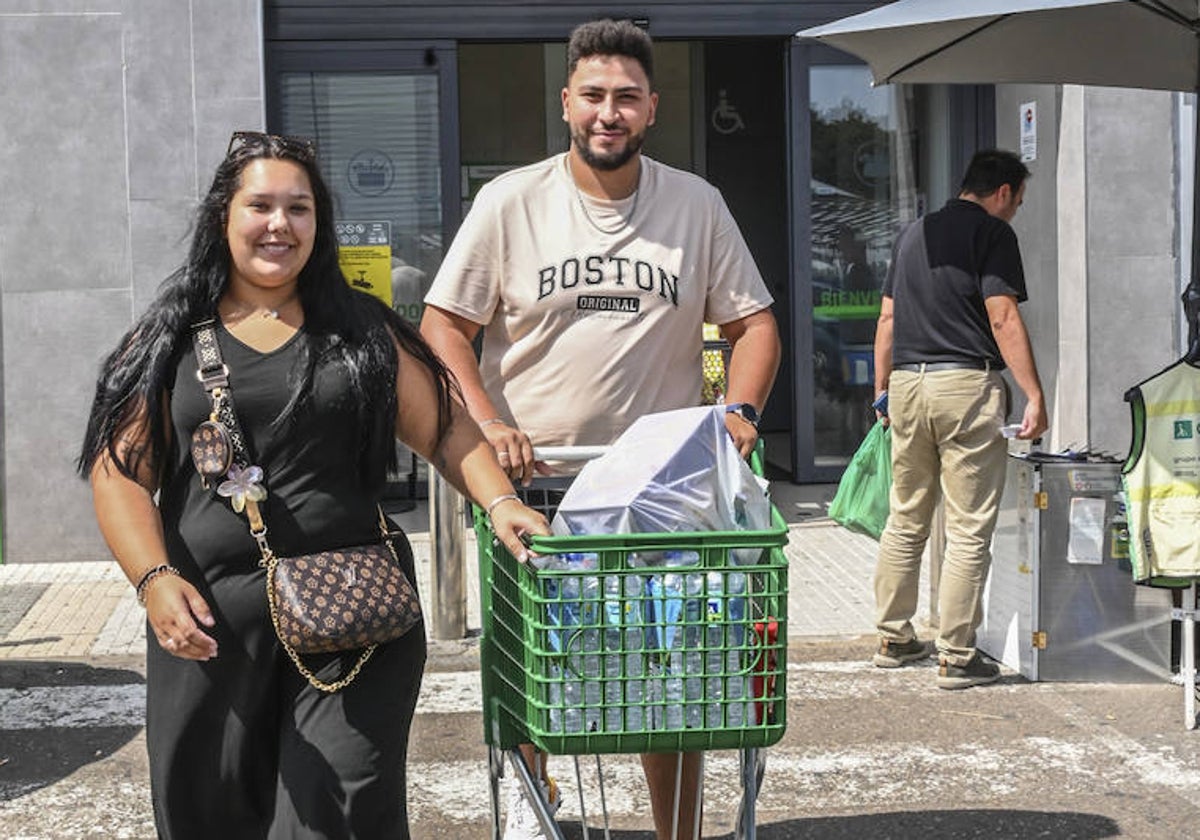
left=800, top=1, right=1200, bottom=91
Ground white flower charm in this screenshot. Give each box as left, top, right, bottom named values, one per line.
left=217, top=464, right=267, bottom=512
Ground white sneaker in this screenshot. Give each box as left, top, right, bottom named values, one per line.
left=503, top=774, right=562, bottom=840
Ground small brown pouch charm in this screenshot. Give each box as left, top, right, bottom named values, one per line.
left=191, top=419, right=233, bottom=481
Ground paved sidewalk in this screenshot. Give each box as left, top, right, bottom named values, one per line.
left=0, top=489, right=923, bottom=660
left=8, top=493, right=1200, bottom=840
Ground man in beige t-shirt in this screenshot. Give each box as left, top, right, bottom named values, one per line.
left=421, top=18, right=780, bottom=840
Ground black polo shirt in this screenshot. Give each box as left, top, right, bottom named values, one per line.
left=883, top=198, right=1027, bottom=368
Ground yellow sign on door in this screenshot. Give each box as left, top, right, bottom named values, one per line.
left=336, top=220, right=392, bottom=307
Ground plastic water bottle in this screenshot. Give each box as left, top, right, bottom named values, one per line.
left=600, top=575, right=621, bottom=733
left=723, top=571, right=748, bottom=727
left=600, top=627, right=621, bottom=733
left=563, top=660, right=583, bottom=733
left=704, top=572, right=726, bottom=728
left=624, top=624, right=646, bottom=732
left=551, top=553, right=599, bottom=734
left=664, top=651, right=684, bottom=730
left=682, top=572, right=706, bottom=729
left=627, top=549, right=700, bottom=569
left=581, top=625, right=603, bottom=733
left=647, top=572, right=685, bottom=730
left=602, top=574, right=648, bottom=732
left=547, top=661, right=564, bottom=734
left=648, top=570, right=702, bottom=731
left=634, top=551, right=700, bottom=732
left=646, top=660, right=666, bottom=731
left=545, top=553, right=599, bottom=652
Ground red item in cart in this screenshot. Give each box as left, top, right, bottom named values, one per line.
left=753, top=618, right=779, bottom=725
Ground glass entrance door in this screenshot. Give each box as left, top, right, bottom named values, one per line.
left=267, top=42, right=459, bottom=496
left=799, top=59, right=965, bottom=478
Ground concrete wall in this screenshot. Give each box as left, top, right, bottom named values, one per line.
left=1081, top=88, right=1180, bottom=456
left=996, top=85, right=1181, bottom=458
left=0, top=0, right=264, bottom=562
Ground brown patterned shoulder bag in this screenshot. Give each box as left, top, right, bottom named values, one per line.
left=189, top=321, right=423, bottom=693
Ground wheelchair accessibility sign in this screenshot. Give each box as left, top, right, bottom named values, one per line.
left=711, top=89, right=745, bottom=135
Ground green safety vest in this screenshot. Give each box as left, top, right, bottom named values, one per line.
left=1121, top=361, right=1200, bottom=585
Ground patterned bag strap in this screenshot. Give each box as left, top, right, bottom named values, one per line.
left=190, top=320, right=253, bottom=467
left=190, top=320, right=275, bottom=559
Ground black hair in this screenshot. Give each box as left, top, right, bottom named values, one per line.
left=959, top=149, right=1030, bottom=199
left=78, top=132, right=458, bottom=490
left=566, top=19, right=654, bottom=87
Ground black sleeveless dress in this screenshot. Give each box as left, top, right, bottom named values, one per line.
left=147, top=322, right=426, bottom=839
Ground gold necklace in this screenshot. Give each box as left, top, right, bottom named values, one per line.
left=568, top=157, right=641, bottom=235
left=222, top=292, right=296, bottom=322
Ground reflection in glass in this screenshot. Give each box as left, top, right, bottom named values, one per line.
left=810, top=66, right=920, bottom=466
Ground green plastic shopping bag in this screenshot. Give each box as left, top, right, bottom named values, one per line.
left=828, top=421, right=892, bottom=540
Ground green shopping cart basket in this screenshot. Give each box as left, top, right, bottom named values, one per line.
left=475, top=448, right=789, bottom=757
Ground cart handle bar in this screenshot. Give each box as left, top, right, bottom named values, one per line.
left=532, top=445, right=609, bottom=462
left=535, top=442, right=767, bottom=474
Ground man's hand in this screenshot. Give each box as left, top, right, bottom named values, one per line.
left=872, top=390, right=890, bottom=428
left=724, top=411, right=759, bottom=459
left=480, top=420, right=540, bottom=487
left=1015, top=396, right=1049, bottom=440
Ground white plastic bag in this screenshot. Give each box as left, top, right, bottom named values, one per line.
left=550, top=406, right=770, bottom=537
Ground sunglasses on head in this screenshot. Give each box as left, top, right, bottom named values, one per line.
left=226, top=130, right=317, bottom=161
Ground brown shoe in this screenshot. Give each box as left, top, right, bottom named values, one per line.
left=937, top=654, right=1001, bottom=689
left=872, top=637, right=933, bottom=668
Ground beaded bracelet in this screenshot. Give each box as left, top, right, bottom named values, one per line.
left=485, top=493, right=520, bottom=518
left=135, top=564, right=182, bottom=606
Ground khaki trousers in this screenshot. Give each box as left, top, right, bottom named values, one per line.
left=874, top=367, right=1008, bottom=666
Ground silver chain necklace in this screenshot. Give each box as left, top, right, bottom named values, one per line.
left=568, top=157, right=641, bottom=235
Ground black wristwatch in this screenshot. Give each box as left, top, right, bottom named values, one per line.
left=726, top=402, right=760, bottom=428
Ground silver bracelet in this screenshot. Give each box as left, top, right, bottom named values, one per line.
left=486, top=493, right=520, bottom=517
left=478, top=418, right=505, bottom=428
left=135, top=564, right=181, bottom=606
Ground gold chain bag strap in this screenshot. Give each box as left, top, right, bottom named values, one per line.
left=190, top=322, right=423, bottom=693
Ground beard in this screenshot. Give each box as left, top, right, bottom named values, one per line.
left=570, top=123, right=647, bottom=171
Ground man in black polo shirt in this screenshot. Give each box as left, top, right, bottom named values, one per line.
left=871, top=149, right=1048, bottom=689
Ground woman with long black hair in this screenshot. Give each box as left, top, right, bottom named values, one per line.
left=79, top=131, right=547, bottom=838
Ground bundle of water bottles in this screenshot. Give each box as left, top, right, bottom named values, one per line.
left=515, top=405, right=781, bottom=742
left=537, top=548, right=755, bottom=736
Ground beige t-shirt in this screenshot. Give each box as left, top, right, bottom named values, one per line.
left=425, top=153, right=773, bottom=448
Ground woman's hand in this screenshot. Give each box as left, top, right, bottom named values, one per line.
left=488, top=496, right=551, bottom=564
left=145, top=575, right=219, bottom=660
